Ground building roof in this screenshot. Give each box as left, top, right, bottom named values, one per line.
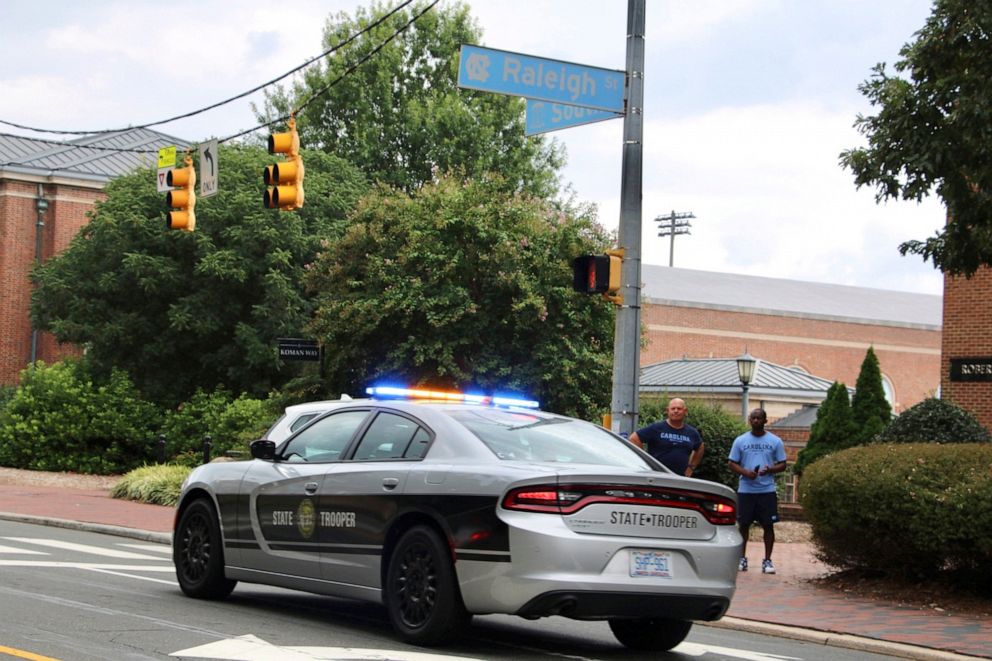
left=641, top=264, right=941, bottom=329
left=640, top=356, right=838, bottom=401
left=768, top=404, right=821, bottom=429
left=0, top=129, right=188, bottom=183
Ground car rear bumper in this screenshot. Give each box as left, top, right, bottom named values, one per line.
left=515, top=590, right=730, bottom=621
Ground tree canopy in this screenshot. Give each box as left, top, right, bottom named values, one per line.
left=258, top=1, right=565, bottom=198
left=840, top=0, right=992, bottom=276
left=31, top=145, right=367, bottom=405
left=794, top=381, right=856, bottom=475
left=304, top=173, right=615, bottom=420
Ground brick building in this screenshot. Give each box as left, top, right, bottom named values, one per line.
left=640, top=264, right=942, bottom=415
left=0, top=129, right=183, bottom=385
left=941, top=267, right=992, bottom=430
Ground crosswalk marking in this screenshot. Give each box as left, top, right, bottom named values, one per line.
left=2, top=537, right=165, bottom=560
left=0, top=543, right=46, bottom=555
left=0, top=561, right=173, bottom=570
left=119, top=542, right=172, bottom=554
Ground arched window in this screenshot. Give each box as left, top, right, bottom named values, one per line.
left=881, top=374, right=895, bottom=408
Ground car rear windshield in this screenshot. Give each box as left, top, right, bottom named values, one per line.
left=446, top=409, right=650, bottom=469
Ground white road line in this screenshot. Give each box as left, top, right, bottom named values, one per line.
left=87, top=567, right=177, bottom=585
left=119, top=543, right=172, bottom=554
left=0, top=543, right=47, bottom=555
left=2, top=537, right=165, bottom=559
left=0, top=560, right=173, bottom=570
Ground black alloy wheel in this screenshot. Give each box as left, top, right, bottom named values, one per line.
left=174, top=498, right=236, bottom=599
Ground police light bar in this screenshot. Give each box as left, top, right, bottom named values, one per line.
left=365, top=386, right=539, bottom=409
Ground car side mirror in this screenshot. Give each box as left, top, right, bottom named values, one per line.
left=250, top=439, right=276, bottom=461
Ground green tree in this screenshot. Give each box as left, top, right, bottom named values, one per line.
left=794, top=381, right=856, bottom=475
left=305, top=173, right=614, bottom=420
left=258, top=1, right=564, bottom=197
left=840, top=0, right=992, bottom=276
left=851, top=346, right=892, bottom=443
left=30, top=145, right=367, bottom=405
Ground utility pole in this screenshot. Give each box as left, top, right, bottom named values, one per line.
left=611, top=0, right=646, bottom=438
left=654, top=210, right=694, bottom=267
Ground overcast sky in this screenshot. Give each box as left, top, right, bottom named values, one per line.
left=0, top=0, right=945, bottom=295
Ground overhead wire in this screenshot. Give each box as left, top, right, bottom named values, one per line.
left=0, top=0, right=420, bottom=146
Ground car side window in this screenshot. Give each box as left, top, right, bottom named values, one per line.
left=289, top=413, right=319, bottom=433
left=405, top=427, right=432, bottom=459
left=282, top=410, right=369, bottom=463
left=352, top=412, right=423, bottom=461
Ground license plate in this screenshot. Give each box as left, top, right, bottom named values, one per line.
left=630, top=550, right=673, bottom=578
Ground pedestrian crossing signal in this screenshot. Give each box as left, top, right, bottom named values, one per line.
left=572, top=250, right=623, bottom=304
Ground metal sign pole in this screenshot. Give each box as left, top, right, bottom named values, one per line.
left=611, top=0, right=646, bottom=437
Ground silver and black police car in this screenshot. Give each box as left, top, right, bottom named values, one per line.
left=173, top=387, right=742, bottom=650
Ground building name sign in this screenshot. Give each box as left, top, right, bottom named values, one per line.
left=949, top=357, right=992, bottom=382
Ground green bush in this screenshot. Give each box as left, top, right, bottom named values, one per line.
left=111, top=463, right=191, bottom=507
left=160, top=388, right=275, bottom=466
left=0, top=360, right=161, bottom=474
left=877, top=398, right=991, bottom=444
left=799, top=443, right=992, bottom=583
left=639, top=397, right=747, bottom=489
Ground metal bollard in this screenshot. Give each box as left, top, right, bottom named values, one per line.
left=156, top=434, right=166, bottom=463
left=202, top=435, right=213, bottom=464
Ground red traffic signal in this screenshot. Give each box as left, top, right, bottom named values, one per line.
left=572, top=254, right=621, bottom=295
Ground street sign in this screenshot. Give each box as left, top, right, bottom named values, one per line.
left=278, top=338, right=320, bottom=362
left=458, top=44, right=625, bottom=113
left=156, top=146, right=177, bottom=193
left=525, top=100, right=621, bottom=136
left=198, top=139, right=218, bottom=198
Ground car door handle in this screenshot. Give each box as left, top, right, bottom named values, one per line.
left=382, top=477, right=399, bottom=490
left=304, top=482, right=319, bottom=494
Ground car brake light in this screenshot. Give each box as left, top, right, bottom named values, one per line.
left=502, top=484, right=737, bottom=525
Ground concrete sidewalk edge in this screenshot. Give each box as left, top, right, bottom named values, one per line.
left=708, top=617, right=985, bottom=661
left=2, top=510, right=986, bottom=660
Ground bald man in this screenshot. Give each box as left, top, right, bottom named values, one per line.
left=630, top=398, right=705, bottom=476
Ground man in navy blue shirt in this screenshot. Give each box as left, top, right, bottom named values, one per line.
left=630, top=398, right=705, bottom=477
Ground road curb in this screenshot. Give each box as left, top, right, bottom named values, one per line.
left=708, top=617, right=987, bottom=661
left=0, top=511, right=171, bottom=545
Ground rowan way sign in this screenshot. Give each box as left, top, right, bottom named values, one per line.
left=278, top=338, right=320, bottom=362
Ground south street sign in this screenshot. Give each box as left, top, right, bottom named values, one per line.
left=525, top=99, right=621, bottom=136
left=458, top=44, right=625, bottom=113
left=278, top=338, right=320, bottom=362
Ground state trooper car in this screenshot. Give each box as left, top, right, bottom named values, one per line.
left=173, top=387, right=741, bottom=650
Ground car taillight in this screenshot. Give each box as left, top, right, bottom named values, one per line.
left=502, top=483, right=737, bottom=525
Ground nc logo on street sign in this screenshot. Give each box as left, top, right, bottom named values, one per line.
left=458, top=44, right=625, bottom=113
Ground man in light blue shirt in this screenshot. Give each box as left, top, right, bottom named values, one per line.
left=728, top=408, right=787, bottom=574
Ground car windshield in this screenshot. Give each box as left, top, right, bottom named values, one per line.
left=447, top=409, right=650, bottom=469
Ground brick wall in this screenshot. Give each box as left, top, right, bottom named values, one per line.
left=941, top=268, right=992, bottom=431
left=642, top=302, right=941, bottom=413
left=0, top=178, right=102, bottom=384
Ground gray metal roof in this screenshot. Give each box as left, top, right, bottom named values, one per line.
left=768, top=404, right=821, bottom=429
left=640, top=356, right=838, bottom=400
left=641, top=264, right=941, bottom=329
left=0, top=129, right=188, bottom=182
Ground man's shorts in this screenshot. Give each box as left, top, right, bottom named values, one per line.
left=737, top=492, right=780, bottom=527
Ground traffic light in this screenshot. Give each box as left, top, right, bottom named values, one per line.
left=166, top=154, right=196, bottom=231
left=264, top=115, right=304, bottom=210
left=572, top=249, right=623, bottom=304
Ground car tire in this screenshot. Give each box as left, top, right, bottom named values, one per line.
left=385, top=525, right=470, bottom=645
left=174, top=497, right=236, bottom=599
left=608, top=617, right=693, bottom=651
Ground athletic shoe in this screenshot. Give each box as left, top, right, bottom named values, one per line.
left=738, top=557, right=748, bottom=572
left=762, top=559, right=776, bottom=574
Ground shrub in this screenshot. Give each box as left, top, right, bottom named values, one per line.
left=160, top=388, right=275, bottom=466
left=794, top=381, right=857, bottom=475
left=639, top=397, right=747, bottom=489
left=0, top=360, right=161, bottom=474
left=799, top=443, right=992, bottom=584
left=111, top=463, right=191, bottom=507
left=877, top=398, right=991, bottom=444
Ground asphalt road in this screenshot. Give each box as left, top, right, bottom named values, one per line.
left=0, top=519, right=905, bottom=661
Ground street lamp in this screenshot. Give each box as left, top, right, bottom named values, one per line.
left=736, top=351, right=756, bottom=421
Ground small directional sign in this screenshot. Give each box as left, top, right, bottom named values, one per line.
left=198, top=139, right=218, bottom=198
left=525, top=100, right=621, bottom=136
left=156, top=146, right=177, bottom=193
left=278, top=338, right=320, bottom=362
left=458, top=44, right=625, bottom=113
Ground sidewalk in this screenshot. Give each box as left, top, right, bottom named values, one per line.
left=0, top=483, right=989, bottom=660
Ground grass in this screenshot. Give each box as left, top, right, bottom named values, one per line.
left=110, top=463, right=191, bottom=507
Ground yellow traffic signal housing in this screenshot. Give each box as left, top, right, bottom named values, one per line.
left=571, top=249, right=623, bottom=304
left=166, top=154, right=196, bottom=231
left=264, top=116, right=304, bottom=210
